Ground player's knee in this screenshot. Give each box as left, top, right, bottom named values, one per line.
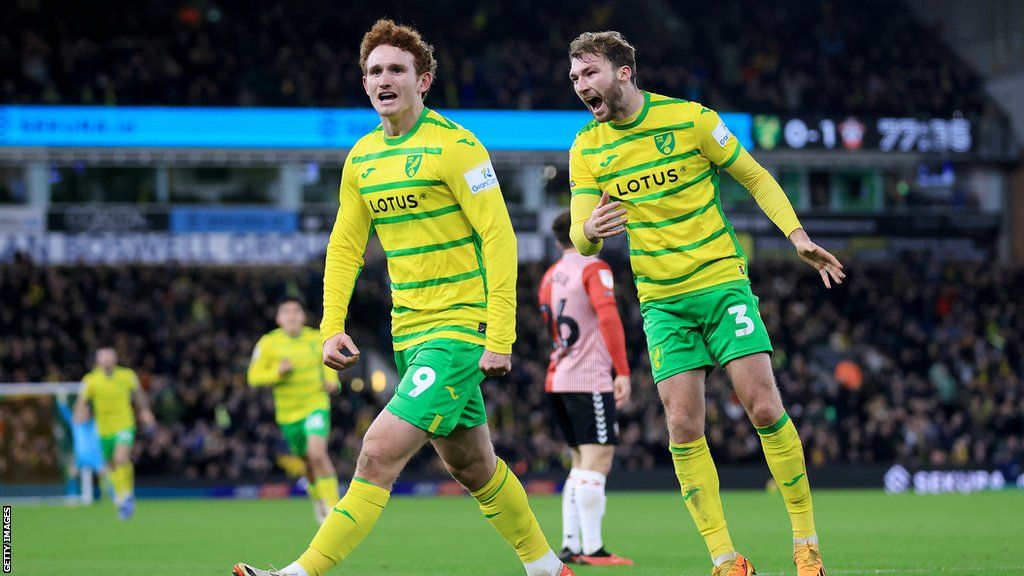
left=662, top=398, right=704, bottom=439
left=307, top=450, right=331, bottom=471
left=745, top=389, right=784, bottom=428
left=113, top=450, right=131, bottom=467
left=579, top=447, right=614, bottom=475
left=355, top=442, right=398, bottom=483
left=585, top=457, right=613, bottom=476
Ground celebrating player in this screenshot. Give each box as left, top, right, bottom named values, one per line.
left=247, top=297, right=341, bottom=524
left=73, top=347, right=156, bottom=520
left=234, top=19, right=572, bottom=576
left=567, top=31, right=844, bottom=576
left=539, top=211, right=633, bottom=567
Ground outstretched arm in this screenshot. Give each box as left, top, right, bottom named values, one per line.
left=695, top=107, right=845, bottom=288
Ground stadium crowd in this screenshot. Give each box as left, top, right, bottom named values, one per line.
left=3, top=0, right=992, bottom=116
left=1, top=250, right=1021, bottom=482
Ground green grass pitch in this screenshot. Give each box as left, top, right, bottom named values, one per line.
left=10, top=490, right=1024, bottom=575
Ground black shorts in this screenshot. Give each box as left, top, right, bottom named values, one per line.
left=549, top=392, right=619, bottom=447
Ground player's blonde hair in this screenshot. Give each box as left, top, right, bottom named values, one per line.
left=359, top=19, right=438, bottom=81
left=569, top=31, right=638, bottom=86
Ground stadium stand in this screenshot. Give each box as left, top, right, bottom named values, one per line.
left=2, top=0, right=997, bottom=115
left=2, top=252, right=1021, bottom=480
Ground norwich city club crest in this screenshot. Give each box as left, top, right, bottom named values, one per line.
left=653, top=132, right=675, bottom=155
left=651, top=345, right=664, bottom=370
left=753, top=115, right=781, bottom=151
left=405, top=154, right=422, bottom=177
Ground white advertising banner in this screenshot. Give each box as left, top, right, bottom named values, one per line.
left=0, top=208, right=45, bottom=234
left=0, top=232, right=331, bottom=265
left=0, top=231, right=546, bottom=264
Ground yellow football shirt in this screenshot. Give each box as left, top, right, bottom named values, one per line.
left=321, top=107, right=518, bottom=353
left=81, top=366, right=138, bottom=436
left=569, top=92, right=802, bottom=304
left=248, top=327, right=336, bottom=425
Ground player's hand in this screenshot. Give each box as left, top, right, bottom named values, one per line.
left=583, top=191, right=627, bottom=242
left=278, top=359, right=294, bottom=376
left=73, top=403, right=90, bottom=424
left=323, top=380, right=340, bottom=394
left=613, top=375, right=632, bottom=408
left=323, top=333, right=360, bottom=370
left=140, top=409, right=157, bottom=434
left=479, top=351, right=511, bottom=377
left=790, top=229, right=845, bottom=288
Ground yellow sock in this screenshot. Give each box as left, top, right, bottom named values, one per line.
left=670, top=436, right=735, bottom=560
left=107, top=467, right=122, bottom=499
left=471, top=458, right=551, bottom=564
left=757, top=413, right=816, bottom=539
left=306, top=478, right=321, bottom=503
left=124, top=463, right=134, bottom=496
left=109, top=465, right=132, bottom=501
left=298, top=477, right=390, bottom=576
left=317, top=475, right=340, bottom=510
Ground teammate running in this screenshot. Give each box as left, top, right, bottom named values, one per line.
left=248, top=297, right=341, bottom=524
left=74, top=347, right=156, bottom=520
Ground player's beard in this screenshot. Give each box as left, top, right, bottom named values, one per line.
left=603, top=83, right=628, bottom=119
left=588, top=82, right=628, bottom=122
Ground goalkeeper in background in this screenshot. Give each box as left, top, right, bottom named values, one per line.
left=73, top=347, right=155, bottom=520
left=248, top=297, right=341, bottom=524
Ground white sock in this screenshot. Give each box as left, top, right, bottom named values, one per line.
left=794, top=534, right=819, bottom=546
left=523, top=550, right=563, bottom=576
left=281, top=561, right=310, bottom=576
left=573, top=469, right=607, bottom=555
left=561, top=469, right=582, bottom=553
left=713, top=551, right=738, bottom=567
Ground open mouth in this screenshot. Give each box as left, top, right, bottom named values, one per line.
left=586, top=96, right=605, bottom=114
left=378, top=91, right=398, bottom=103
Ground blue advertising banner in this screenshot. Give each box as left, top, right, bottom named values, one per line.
left=170, top=208, right=297, bottom=233
left=0, top=106, right=754, bottom=151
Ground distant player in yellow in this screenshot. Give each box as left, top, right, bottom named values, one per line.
left=248, top=297, right=341, bottom=524
left=234, top=18, right=572, bottom=576
left=567, top=32, right=845, bottom=576
left=73, top=347, right=155, bottom=521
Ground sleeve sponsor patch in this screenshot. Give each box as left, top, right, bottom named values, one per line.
left=599, top=268, right=614, bottom=289
left=464, top=162, right=500, bottom=194
left=712, top=120, right=733, bottom=147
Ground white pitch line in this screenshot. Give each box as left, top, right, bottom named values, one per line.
left=753, top=568, right=1024, bottom=576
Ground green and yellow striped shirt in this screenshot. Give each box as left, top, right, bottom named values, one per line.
left=322, top=107, right=518, bottom=353
left=569, top=92, right=802, bottom=303
left=82, top=366, right=139, bottom=436
left=248, top=327, right=336, bottom=425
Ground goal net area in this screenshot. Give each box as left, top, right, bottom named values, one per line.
left=0, top=382, right=99, bottom=504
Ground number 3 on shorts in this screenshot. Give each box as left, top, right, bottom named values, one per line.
left=728, top=304, right=755, bottom=337
left=409, top=366, right=437, bottom=398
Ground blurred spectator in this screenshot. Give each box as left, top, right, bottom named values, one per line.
left=2, top=254, right=1022, bottom=480
left=0, top=0, right=997, bottom=117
